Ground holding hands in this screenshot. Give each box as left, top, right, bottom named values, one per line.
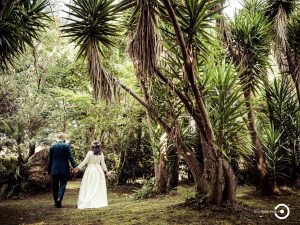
left=72, top=167, right=79, bottom=174
left=106, top=171, right=117, bottom=180
left=106, top=171, right=112, bottom=177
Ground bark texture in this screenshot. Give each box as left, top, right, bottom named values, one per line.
left=155, top=132, right=168, bottom=193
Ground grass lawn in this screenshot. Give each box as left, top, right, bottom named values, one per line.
left=0, top=181, right=299, bottom=225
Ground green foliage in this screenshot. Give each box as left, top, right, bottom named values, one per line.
left=2, top=0, right=300, bottom=198
left=266, top=79, right=299, bottom=133
left=133, top=177, right=155, bottom=200
left=262, top=78, right=300, bottom=179
left=0, top=157, right=29, bottom=198
left=62, top=0, right=130, bottom=102
left=0, top=157, right=18, bottom=179
left=0, top=77, right=17, bottom=116
left=230, top=0, right=272, bottom=93
left=288, top=8, right=300, bottom=56
left=261, top=125, right=288, bottom=180
left=62, top=0, right=124, bottom=58
left=173, top=0, right=223, bottom=53
left=205, top=60, right=250, bottom=164
left=116, top=117, right=153, bottom=185
left=0, top=0, right=51, bottom=69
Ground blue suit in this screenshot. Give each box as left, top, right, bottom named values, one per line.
left=48, top=141, right=77, bottom=203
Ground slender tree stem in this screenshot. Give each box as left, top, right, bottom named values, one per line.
left=162, top=0, right=217, bottom=153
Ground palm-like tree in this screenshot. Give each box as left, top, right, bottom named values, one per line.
left=265, top=78, right=300, bottom=186
left=65, top=0, right=237, bottom=206
left=0, top=0, right=50, bottom=70
left=62, top=0, right=127, bottom=102
left=229, top=0, right=272, bottom=190
left=156, top=0, right=237, bottom=205
left=127, top=0, right=159, bottom=81
left=126, top=0, right=164, bottom=191
left=287, top=7, right=300, bottom=102
left=206, top=60, right=248, bottom=171
left=267, top=0, right=300, bottom=105
left=288, top=8, right=300, bottom=58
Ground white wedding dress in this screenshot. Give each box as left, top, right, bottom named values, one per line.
left=77, top=151, right=108, bottom=209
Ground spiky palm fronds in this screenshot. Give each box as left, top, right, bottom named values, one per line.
left=127, top=0, right=159, bottom=80
left=87, top=40, right=119, bottom=102
left=261, top=125, right=289, bottom=180
left=205, top=59, right=249, bottom=163
left=230, top=1, right=272, bottom=93
left=242, top=0, right=268, bottom=12
left=62, top=0, right=125, bottom=102
left=157, top=0, right=224, bottom=92
left=172, top=0, right=224, bottom=56
left=265, top=78, right=299, bottom=141
left=63, top=0, right=121, bottom=57
left=0, top=0, right=50, bottom=70
left=266, top=0, right=298, bottom=76
left=264, top=78, right=300, bottom=178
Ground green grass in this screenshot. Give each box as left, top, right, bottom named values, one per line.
left=0, top=181, right=299, bottom=225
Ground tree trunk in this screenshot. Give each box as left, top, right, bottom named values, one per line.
left=139, top=79, right=159, bottom=185
left=17, top=145, right=24, bottom=165
left=272, top=4, right=300, bottom=106
left=158, top=0, right=237, bottom=205
left=216, top=2, right=270, bottom=194
left=243, top=89, right=267, bottom=188
left=28, top=142, right=35, bottom=159
left=222, top=159, right=237, bottom=201
left=155, top=132, right=168, bottom=194
left=117, top=148, right=128, bottom=185
left=263, top=74, right=276, bottom=125
left=121, top=69, right=237, bottom=205
left=261, top=173, right=276, bottom=195
left=285, top=47, right=300, bottom=106
left=167, top=145, right=179, bottom=190
left=119, top=81, right=205, bottom=194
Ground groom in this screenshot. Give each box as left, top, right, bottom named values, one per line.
left=48, top=133, right=77, bottom=208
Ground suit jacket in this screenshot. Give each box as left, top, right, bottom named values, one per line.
left=48, top=141, right=77, bottom=175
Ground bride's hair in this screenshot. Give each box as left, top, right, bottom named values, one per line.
left=91, top=140, right=102, bottom=155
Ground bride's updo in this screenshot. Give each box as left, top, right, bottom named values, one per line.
left=91, top=140, right=102, bottom=155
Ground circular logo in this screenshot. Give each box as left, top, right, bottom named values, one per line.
left=274, top=204, right=290, bottom=220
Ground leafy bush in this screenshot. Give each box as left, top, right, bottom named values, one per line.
left=261, top=125, right=289, bottom=181
left=133, top=178, right=155, bottom=200
left=0, top=157, right=27, bottom=198
left=262, top=78, right=300, bottom=183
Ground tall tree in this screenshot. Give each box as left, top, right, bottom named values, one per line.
left=228, top=0, right=272, bottom=191
left=267, top=0, right=300, bottom=105
left=64, top=0, right=237, bottom=206
left=62, top=0, right=123, bottom=102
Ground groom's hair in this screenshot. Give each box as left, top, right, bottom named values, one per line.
left=57, top=133, right=66, bottom=141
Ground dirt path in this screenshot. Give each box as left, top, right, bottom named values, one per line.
left=0, top=181, right=299, bottom=225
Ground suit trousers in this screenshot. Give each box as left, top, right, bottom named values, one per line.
left=52, top=174, right=68, bottom=201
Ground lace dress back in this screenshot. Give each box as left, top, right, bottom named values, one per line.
left=77, top=151, right=108, bottom=209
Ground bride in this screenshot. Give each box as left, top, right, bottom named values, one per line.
left=74, top=140, right=111, bottom=209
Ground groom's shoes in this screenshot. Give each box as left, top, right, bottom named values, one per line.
left=56, top=198, right=62, bottom=208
